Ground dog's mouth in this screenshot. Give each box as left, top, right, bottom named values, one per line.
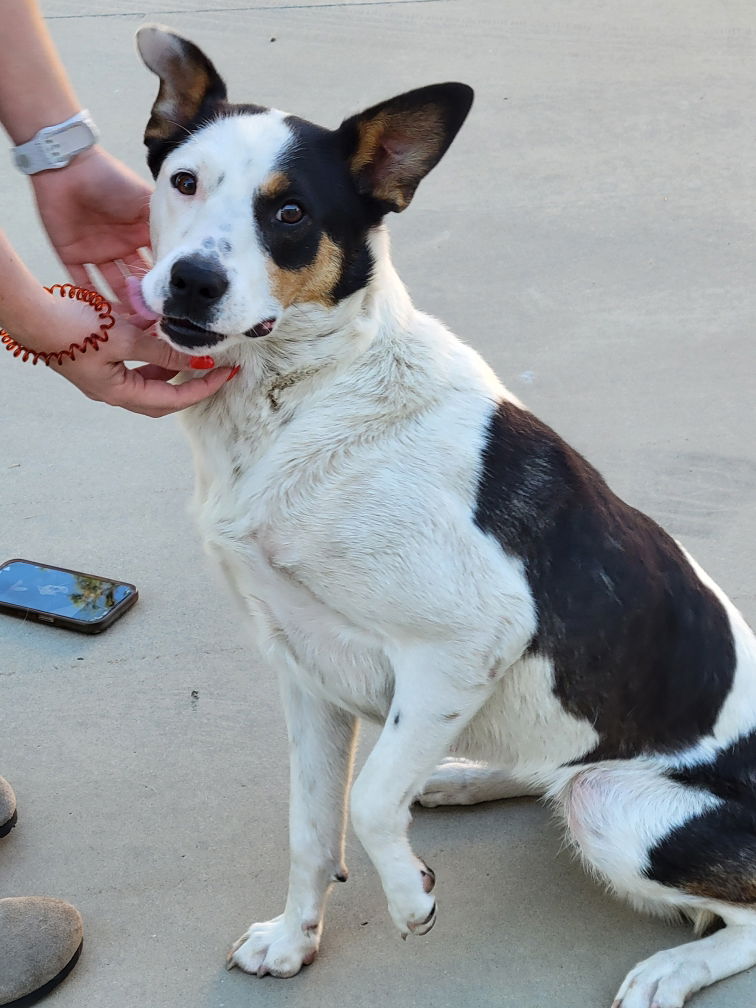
left=160, top=315, right=277, bottom=348
left=161, top=316, right=225, bottom=348
left=245, top=318, right=276, bottom=339
left=126, top=278, right=276, bottom=347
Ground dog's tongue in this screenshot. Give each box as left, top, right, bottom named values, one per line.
left=125, top=275, right=160, bottom=323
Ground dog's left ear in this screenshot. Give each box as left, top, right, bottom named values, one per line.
left=338, top=83, right=474, bottom=213
left=136, top=25, right=227, bottom=177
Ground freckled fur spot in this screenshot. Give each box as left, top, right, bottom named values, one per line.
left=269, top=234, right=343, bottom=308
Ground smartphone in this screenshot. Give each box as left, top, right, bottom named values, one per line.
left=0, top=558, right=138, bottom=634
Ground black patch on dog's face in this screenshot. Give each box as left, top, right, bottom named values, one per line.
left=474, top=400, right=737, bottom=760
left=252, top=117, right=381, bottom=307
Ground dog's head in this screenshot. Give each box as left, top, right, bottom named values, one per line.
left=136, top=26, right=473, bottom=353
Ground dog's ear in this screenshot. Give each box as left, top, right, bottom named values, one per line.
left=338, top=83, right=473, bottom=213
left=136, top=25, right=227, bottom=177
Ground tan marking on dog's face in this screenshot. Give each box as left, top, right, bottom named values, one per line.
left=268, top=234, right=343, bottom=308
left=350, top=106, right=444, bottom=210
left=259, top=171, right=291, bottom=201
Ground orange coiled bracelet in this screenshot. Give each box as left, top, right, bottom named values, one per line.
left=1, top=283, right=114, bottom=366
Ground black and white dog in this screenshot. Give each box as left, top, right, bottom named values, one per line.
left=136, top=26, right=756, bottom=1007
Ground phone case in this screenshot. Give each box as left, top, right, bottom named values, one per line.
left=0, top=558, right=138, bottom=634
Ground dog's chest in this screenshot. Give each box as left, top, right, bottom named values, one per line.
left=186, top=404, right=396, bottom=720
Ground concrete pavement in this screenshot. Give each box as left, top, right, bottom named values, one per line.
left=2, top=2, right=756, bottom=1005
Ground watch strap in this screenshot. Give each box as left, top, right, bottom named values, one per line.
left=11, top=110, right=99, bottom=175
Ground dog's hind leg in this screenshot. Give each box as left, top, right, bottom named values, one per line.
left=558, top=761, right=756, bottom=1008
left=417, top=758, right=542, bottom=807
left=228, top=676, right=358, bottom=978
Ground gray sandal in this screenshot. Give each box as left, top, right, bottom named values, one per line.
left=0, top=898, right=83, bottom=1006
left=0, top=778, right=16, bottom=839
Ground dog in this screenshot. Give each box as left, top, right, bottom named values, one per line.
left=136, top=25, right=756, bottom=1007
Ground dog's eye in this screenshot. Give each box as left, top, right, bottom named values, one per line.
left=276, top=202, right=305, bottom=225
left=171, top=171, right=198, bottom=196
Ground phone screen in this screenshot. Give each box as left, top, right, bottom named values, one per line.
left=0, top=559, right=136, bottom=624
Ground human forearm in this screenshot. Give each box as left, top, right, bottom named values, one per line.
left=0, top=1, right=152, bottom=299
left=0, top=1, right=81, bottom=144
left=0, top=229, right=61, bottom=347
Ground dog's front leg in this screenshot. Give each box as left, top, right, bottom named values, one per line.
left=351, top=646, right=498, bottom=938
left=228, top=675, right=358, bottom=977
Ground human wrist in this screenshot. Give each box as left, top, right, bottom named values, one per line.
left=29, top=142, right=101, bottom=190
left=4, top=286, right=95, bottom=354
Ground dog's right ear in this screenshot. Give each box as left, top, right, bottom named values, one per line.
left=136, top=25, right=227, bottom=178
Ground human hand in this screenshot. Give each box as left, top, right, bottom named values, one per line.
left=31, top=146, right=151, bottom=305
left=30, top=293, right=237, bottom=418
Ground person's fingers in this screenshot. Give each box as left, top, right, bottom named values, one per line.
left=83, top=263, right=107, bottom=298
left=70, top=265, right=128, bottom=317
left=66, top=263, right=91, bottom=289
left=124, top=312, right=155, bottom=332
left=117, top=364, right=237, bottom=417
left=130, top=363, right=181, bottom=382
left=99, top=261, right=131, bottom=305
left=128, top=328, right=215, bottom=372
left=121, top=248, right=153, bottom=274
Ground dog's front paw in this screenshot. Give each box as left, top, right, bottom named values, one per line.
left=226, top=914, right=320, bottom=978
left=387, top=860, right=437, bottom=938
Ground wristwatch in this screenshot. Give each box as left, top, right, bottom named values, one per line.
left=11, top=110, right=99, bottom=174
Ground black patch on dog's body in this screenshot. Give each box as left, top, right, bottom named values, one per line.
left=645, top=731, right=756, bottom=900
left=474, top=399, right=737, bottom=760
left=668, top=731, right=756, bottom=801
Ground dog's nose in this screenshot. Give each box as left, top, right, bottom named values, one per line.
left=169, top=257, right=229, bottom=313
